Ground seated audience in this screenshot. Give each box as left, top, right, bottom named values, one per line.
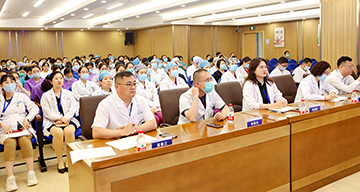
left=270, top=57, right=291, bottom=77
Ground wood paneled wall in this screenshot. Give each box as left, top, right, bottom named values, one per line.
left=63, top=31, right=134, bottom=60
left=321, top=0, right=357, bottom=70
left=134, top=29, right=151, bottom=57
left=153, top=26, right=173, bottom=58
left=174, top=25, right=188, bottom=64
left=0, top=31, right=11, bottom=60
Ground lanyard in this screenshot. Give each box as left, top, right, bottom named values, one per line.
left=262, top=86, right=270, bottom=103
left=57, top=92, right=62, bottom=112
left=129, top=103, right=133, bottom=117
left=2, top=95, right=13, bottom=116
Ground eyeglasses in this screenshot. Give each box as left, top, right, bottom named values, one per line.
left=201, top=77, right=213, bottom=83
left=117, top=82, right=137, bottom=88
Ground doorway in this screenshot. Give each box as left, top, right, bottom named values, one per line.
left=243, top=32, right=264, bottom=58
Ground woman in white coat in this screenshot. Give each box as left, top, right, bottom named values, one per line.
left=71, top=66, right=100, bottom=101
left=149, top=59, right=166, bottom=87
left=91, top=71, right=113, bottom=96
left=236, top=56, right=251, bottom=82
left=41, top=71, right=80, bottom=174
left=0, top=74, right=39, bottom=191
left=295, top=61, right=338, bottom=103
left=242, top=58, right=287, bottom=111
left=220, top=58, right=244, bottom=84
left=159, top=62, right=188, bottom=91
left=134, top=64, right=163, bottom=126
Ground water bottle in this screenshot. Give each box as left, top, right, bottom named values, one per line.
left=227, top=104, right=234, bottom=123
left=299, top=99, right=307, bottom=114
left=136, top=130, right=146, bottom=152
left=351, top=90, right=358, bottom=103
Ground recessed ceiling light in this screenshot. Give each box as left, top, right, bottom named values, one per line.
left=155, top=11, right=160, bottom=14
left=107, top=22, right=111, bottom=24
left=87, top=27, right=91, bottom=29
left=40, top=29, right=44, bottom=31
left=81, top=29, right=84, bottom=31
left=120, top=19, right=124, bottom=21
left=268, top=22, right=271, bottom=24
left=188, top=16, right=191, bottom=19
left=181, top=5, right=186, bottom=7
left=302, top=18, right=306, bottom=20
left=82, top=13, right=94, bottom=19
left=53, top=21, right=57, bottom=23
left=136, top=15, right=140, bottom=18
left=71, top=13, right=75, bottom=16
left=22, top=11, right=30, bottom=17
left=126, top=28, right=129, bottom=29
left=232, top=18, right=235, bottom=20
left=101, top=1, right=107, bottom=3
left=106, top=3, right=124, bottom=10
left=60, top=18, right=65, bottom=20
left=117, top=29, right=120, bottom=31
left=45, top=27, right=48, bottom=29
left=33, top=0, right=45, bottom=8
left=84, top=8, right=89, bottom=11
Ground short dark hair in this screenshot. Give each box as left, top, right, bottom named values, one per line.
left=284, top=51, right=290, bottom=55
left=311, top=61, right=331, bottom=76
left=240, top=57, right=251, bottom=65
left=216, top=59, right=226, bottom=68
left=278, top=57, right=288, bottom=64
left=216, top=52, right=222, bottom=56
left=1, top=74, right=15, bottom=85
left=303, top=57, right=312, bottom=64
left=64, top=68, right=74, bottom=75
left=193, top=69, right=208, bottom=83
left=141, top=57, right=148, bottom=63
left=115, top=71, right=134, bottom=84
left=337, top=56, right=352, bottom=67
left=78, top=66, right=88, bottom=74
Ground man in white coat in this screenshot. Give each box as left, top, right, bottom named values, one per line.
left=326, top=56, right=360, bottom=93
left=270, top=57, right=291, bottom=77
left=92, top=71, right=157, bottom=139
left=293, top=57, right=312, bottom=84
left=178, top=69, right=229, bottom=124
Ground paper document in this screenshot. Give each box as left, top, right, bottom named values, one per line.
left=9, top=129, right=30, bottom=138
left=106, top=134, right=157, bottom=151
left=331, top=96, right=348, bottom=102
left=268, top=106, right=294, bottom=113
left=69, top=146, right=116, bottom=164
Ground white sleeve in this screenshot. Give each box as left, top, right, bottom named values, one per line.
left=159, top=81, right=168, bottom=91
left=40, top=94, right=62, bottom=121
left=64, top=92, right=79, bottom=120
left=293, top=69, right=302, bottom=83
left=243, top=82, right=261, bottom=110
left=326, top=75, right=360, bottom=93
left=23, top=95, right=39, bottom=121
left=92, top=82, right=100, bottom=93
left=91, top=101, right=109, bottom=129
left=298, top=80, right=324, bottom=101
left=71, top=82, right=80, bottom=101
left=324, top=80, right=339, bottom=94
left=140, top=98, right=155, bottom=122
left=212, top=91, right=226, bottom=109
left=179, top=92, right=192, bottom=115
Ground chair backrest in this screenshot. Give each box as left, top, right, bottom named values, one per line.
left=287, top=64, right=298, bottom=71
left=215, top=81, right=243, bottom=112
left=299, top=60, right=303, bottom=65
left=357, top=65, right=360, bottom=78
left=311, top=60, right=318, bottom=68
left=159, top=87, right=189, bottom=125
left=269, top=58, right=278, bottom=71
left=79, top=95, right=109, bottom=139
left=271, top=75, right=297, bottom=103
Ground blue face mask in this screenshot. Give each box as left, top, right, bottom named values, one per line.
left=171, top=70, right=179, bottom=77
left=10, top=65, right=15, bottom=69
left=138, top=74, right=148, bottom=82
left=33, top=73, right=40, bottom=78
left=128, top=68, right=134, bottom=73
left=81, top=73, right=89, bottom=80
left=318, top=74, right=327, bottom=81
left=280, top=67, right=287, bottom=71
left=220, top=64, right=227, bottom=70
left=89, top=69, right=93, bottom=73
left=229, top=65, right=237, bottom=72
left=147, top=69, right=153, bottom=75
left=64, top=77, right=73, bottom=81
left=164, top=58, right=168, bottom=62
left=304, top=66, right=310, bottom=71
left=158, top=63, right=164, bottom=68
left=73, top=65, right=80, bottom=70
left=207, top=69, right=211, bottom=74
left=202, top=81, right=214, bottom=93
left=28, top=75, right=33, bottom=79
left=151, top=63, right=158, bottom=69
left=244, top=64, right=250, bottom=69
left=3, top=84, right=16, bottom=93
left=101, top=70, right=107, bottom=74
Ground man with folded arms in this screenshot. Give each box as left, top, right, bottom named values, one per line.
left=178, top=69, right=229, bottom=124
left=326, top=56, right=360, bottom=94
left=92, top=71, right=157, bottom=139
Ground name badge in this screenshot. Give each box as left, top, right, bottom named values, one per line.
left=358, top=96, right=360, bottom=102
left=309, top=104, right=320, bottom=113
left=247, top=117, right=262, bottom=127
left=151, top=136, right=172, bottom=149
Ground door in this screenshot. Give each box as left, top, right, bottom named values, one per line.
left=243, top=33, right=257, bottom=58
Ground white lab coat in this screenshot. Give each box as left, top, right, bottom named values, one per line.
left=159, top=75, right=188, bottom=91
left=71, top=80, right=100, bottom=101
left=150, top=69, right=167, bottom=86
left=178, top=88, right=226, bottom=124
left=220, top=70, right=244, bottom=85
left=292, top=67, right=310, bottom=83
left=40, top=89, right=80, bottom=137
left=270, top=67, right=291, bottom=77
left=236, top=66, right=249, bottom=82
left=110, top=69, right=117, bottom=77
left=325, top=69, right=360, bottom=94
left=91, top=87, right=114, bottom=96
left=40, top=70, right=52, bottom=79
left=92, top=94, right=154, bottom=130
left=210, top=66, right=217, bottom=75
left=242, top=80, right=287, bottom=111
left=136, top=80, right=160, bottom=110
left=0, top=92, right=39, bottom=144
left=187, top=65, right=196, bottom=79
left=295, top=74, right=339, bottom=103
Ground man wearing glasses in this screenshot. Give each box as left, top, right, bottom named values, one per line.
left=92, top=71, right=157, bottom=139
left=269, top=57, right=291, bottom=77
left=326, top=56, right=360, bottom=94
left=178, top=69, right=229, bottom=124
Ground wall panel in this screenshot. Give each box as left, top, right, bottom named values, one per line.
left=173, top=25, right=188, bottom=64
left=216, top=26, right=239, bottom=58
left=303, top=19, right=320, bottom=61
left=153, top=26, right=173, bottom=58
left=63, top=31, right=134, bottom=60
left=0, top=31, right=11, bottom=60
left=189, top=26, right=212, bottom=60
left=134, top=29, right=151, bottom=57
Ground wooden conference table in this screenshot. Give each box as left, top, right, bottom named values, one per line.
left=67, top=97, right=360, bottom=192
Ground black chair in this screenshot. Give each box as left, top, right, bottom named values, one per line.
left=159, top=88, right=189, bottom=126
left=214, top=81, right=243, bottom=112
left=271, top=75, right=298, bottom=103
